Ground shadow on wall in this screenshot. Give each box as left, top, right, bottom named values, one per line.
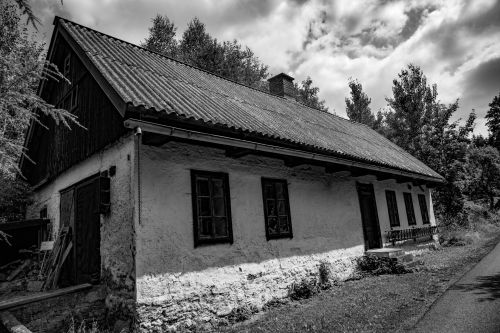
left=450, top=273, right=500, bottom=302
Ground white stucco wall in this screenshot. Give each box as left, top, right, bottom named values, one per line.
left=134, top=142, right=366, bottom=330
left=26, top=134, right=137, bottom=318
left=373, top=180, right=436, bottom=245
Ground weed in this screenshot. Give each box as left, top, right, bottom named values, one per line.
left=356, top=255, right=409, bottom=275
left=226, top=305, right=258, bottom=323
left=318, top=262, right=334, bottom=290
left=263, top=297, right=288, bottom=309
left=289, top=278, right=319, bottom=300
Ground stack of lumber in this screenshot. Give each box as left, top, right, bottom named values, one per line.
left=40, top=227, right=72, bottom=290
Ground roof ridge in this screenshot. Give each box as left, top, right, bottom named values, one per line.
left=55, top=16, right=370, bottom=128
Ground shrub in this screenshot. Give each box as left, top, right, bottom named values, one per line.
left=356, top=255, right=409, bottom=275
left=289, top=278, right=318, bottom=300
left=226, top=305, right=258, bottom=323
left=263, top=297, right=288, bottom=309
left=318, top=261, right=334, bottom=290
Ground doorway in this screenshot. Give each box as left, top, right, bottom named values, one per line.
left=60, top=174, right=101, bottom=285
left=356, top=183, right=382, bottom=249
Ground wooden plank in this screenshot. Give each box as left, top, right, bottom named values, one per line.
left=225, top=147, right=253, bottom=159
left=6, top=261, right=31, bottom=282
left=0, top=260, right=21, bottom=271
left=0, top=284, right=92, bottom=311
left=51, top=241, right=72, bottom=288
left=0, top=311, right=32, bottom=333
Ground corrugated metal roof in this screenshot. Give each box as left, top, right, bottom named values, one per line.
left=58, top=18, right=443, bottom=181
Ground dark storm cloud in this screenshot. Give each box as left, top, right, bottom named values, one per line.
left=461, top=57, right=500, bottom=115
left=423, top=0, right=500, bottom=74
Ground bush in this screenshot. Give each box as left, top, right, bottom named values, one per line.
left=226, top=305, right=258, bottom=323
left=356, top=255, right=409, bottom=275
left=288, top=278, right=319, bottom=300
left=318, top=261, right=334, bottom=290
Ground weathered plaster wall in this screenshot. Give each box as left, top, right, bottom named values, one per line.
left=135, top=142, right=366, bottom=331
left=372, top=180, right=436, bottom=244
left=25, top=134, right=136, bottom=323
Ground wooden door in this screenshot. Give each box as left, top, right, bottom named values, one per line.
left=356, top=183, right=382, bottom=249
left=74, top=177, right=101, bottom=284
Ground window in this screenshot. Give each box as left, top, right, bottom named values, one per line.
left=418, top=194, right=430, bottom=224
left=261, top=178, right=292, bottom=240
left=403, top=192, right=417, bottom=226
left=63, top=54, right=71, bottom=77
left=191, top=170, right=233, bottom=246
left=385, top=190, right=400, bottom=227
left=70, top=85, right=78, bottom=110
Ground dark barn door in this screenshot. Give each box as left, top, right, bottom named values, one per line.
left=356, top=183, right=382, bottom=249
left=60, top=175, right=101, bottom=285
left=74, top=177, right=101, bottom=284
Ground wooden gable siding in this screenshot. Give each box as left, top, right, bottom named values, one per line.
left=22, top=35, right=125, bottom=186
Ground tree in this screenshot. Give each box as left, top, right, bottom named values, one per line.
left=141, top=14, right=177, bottom=58
left=143, top=16, right=269, bottom=88
left=1, top=2, right=77, bottom=174
left=295, top=77, right=328, bottom=112
left=382, top=64, right=477, bottom=220
left=0, top=1, right=78, bottom=223
left=485, top=92, right=500, bottom=150
left=345, top=78, right=376, bottom=127
left=464, top=146, right=500, bottom=209
left=384, top=64, right=447, bottom=155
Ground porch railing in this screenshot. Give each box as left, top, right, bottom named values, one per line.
left=386, top=226, right=438, bottom=246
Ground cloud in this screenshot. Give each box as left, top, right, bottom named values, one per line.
left=31, top=0, right=500, bottom=135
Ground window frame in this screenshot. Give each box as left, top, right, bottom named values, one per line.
left=261, top=178, right=293, bottom=240
left=418, top=194, right=430, bottom=225
left=403, top=192, right=417, bottom=226
left=385, top=190, right=400, bottom=228
left=63, top=54, right=71, bottom=78
left=70, top=85, right=78, bottom=110
left=190, top=169, right=233, bottom=247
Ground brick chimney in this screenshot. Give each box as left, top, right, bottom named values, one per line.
left=268, top=73, right=295, bottom=100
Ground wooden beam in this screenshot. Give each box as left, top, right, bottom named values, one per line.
left=141, top=132, right=171, bottom=146
left=0, top=311, right=32, bottom=333
left=0, top=284, right=92, bottom=311
left=325, top=165, right=350, bottom=174
left=376, top=174, right=394, bottom=181
left=350, top=168, right=371, bottom=178
left=225, top=148, right=253, bottom=159
left=283, top=158, right=307, bottom=168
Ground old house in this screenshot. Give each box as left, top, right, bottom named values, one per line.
left=21, top=17, right=443, bottom=331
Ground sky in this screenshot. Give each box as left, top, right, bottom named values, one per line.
left=31, top=0, right=500, bottom=135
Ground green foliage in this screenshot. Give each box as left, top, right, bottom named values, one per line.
left=379, top=64, right=477, bottom=219
left=142, top=14, right=177, bottom=58
left=295, top=76, right=328, bottom=112
left=345, top=78, right=376, bottom=127
left=356, top=255, right=409, bottom=275
left=486, top=92, right=500, bottom=150
left=226, top=305, right=258, bottom=323
left=463, top=146, right=500, bottom=209
left=0, top=171, right=32, bottom=222
left=288, top=278, right=319, bottom=301
left=1, top=1, right=79, bottom=175
left=142, top=15, right=268, bottom=88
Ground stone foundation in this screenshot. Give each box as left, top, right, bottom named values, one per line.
left=136, top=246, right=362, bottom=332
